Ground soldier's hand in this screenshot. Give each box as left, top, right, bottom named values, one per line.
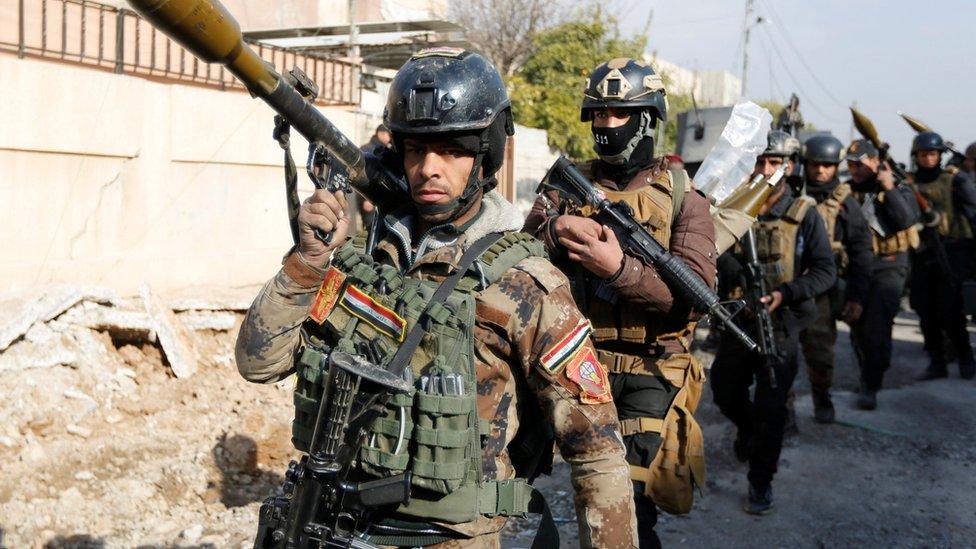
left=878, top=163, right=896, bottom=191
left=559, top=224, right=625, bottom=279
left=760, top=291, right=784, bottom=313
left=298, top=189, right=350, bottom=268
left=553, top=215, right=602, bottom=243
left=841, top=300, right=863, bottom=323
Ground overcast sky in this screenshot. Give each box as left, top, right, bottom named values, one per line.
left=614, top=0, right=974, bottom=165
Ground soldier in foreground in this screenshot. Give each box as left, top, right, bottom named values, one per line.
left=908, top=132, right=976, bottom=380
left=711, top=131, right=836, bottom=515
left=524, top=58, right=716, bottom=548
left=236, top=49, right=637, bottom=548
left=844, top=140, right=920, bottom=408
left=797, top=135, right=873, bottom=423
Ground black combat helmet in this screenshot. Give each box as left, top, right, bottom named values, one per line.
left=801, top=134, right=845, bottom=164
left=763, top=130, right=801, bottom=158
left=581, top=58, right=667, bottom=164
left=911, top=131, right=946, bottom=154
left=384, top=48, right=514, bottom=219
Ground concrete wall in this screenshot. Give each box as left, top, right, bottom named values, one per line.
left=512, top=125, right=559, bottom=218
left=0, top=53, right=370, bottom=295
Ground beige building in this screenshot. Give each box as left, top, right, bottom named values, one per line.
left=646, top=54, right=743, bottom=107
left=0, top=0, right=540, bottom=295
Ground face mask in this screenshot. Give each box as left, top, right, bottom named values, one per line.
left=591, top=110, right=654, bottom=165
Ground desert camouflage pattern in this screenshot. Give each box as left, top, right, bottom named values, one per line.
left=236, top=196, right=637, bottom=548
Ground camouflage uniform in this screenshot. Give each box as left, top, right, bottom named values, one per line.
left=237, top=192, right=638, bottom=548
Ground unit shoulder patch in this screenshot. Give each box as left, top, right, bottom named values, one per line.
left=565, top=346, right=612, bottom=404
left=309, top=267, right=347, bottom=324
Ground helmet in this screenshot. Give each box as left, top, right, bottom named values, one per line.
left=911, top=131, right=946, bottom=154
left=762, top=130, right=801, bottom=158
left=580, top=58, right=668, bottom=122
left=966, top=141, right=976, bottom=160
left=801, top=134, right=844, bottom=164
left=384, top=48, right=514, bottom=219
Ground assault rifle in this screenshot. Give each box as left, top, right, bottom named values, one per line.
left=254, top=352, right=413, bottom=548
left=850, top=108, right=956, bottom=286
left=741, top=227, right=779, bottom=388
left=540, top=156, right=758, bottom=352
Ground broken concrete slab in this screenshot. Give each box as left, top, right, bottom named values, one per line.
left=140, top=283, right=199, bottom=379
left=166, top=285, right=261, bottom=312
left=176, top=311, right=239, bottom=331
left=0, top=285, right=120, bottom=351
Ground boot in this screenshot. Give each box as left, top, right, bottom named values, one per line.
left=812, top=390, right=835, bottom=423
left=744, top=483, right=774, bottom=515
left=856, top=385, right=877, bottom=411
left=915, top=362, right=948, bottom=381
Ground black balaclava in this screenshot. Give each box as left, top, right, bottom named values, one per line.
left=591, top=109, right=656, bottom=184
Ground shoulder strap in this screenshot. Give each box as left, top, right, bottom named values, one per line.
left=471, top=232, right=547, bottom=288
left=832, top=183, right=852, bottom=204
left=785, top=196, right=815, bottom=224
left=669, top=167, right=688, bottom=226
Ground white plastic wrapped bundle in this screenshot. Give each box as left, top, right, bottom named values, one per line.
left=695, top=102, right=773, bottom=204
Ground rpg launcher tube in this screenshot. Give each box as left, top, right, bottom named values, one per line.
left=126, top=0, right=403, bottom=210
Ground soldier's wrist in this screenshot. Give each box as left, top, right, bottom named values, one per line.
left=282, top=249, right=328, bottom=288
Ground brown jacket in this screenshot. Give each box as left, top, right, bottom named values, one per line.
left=523, top=160, right=717, bottom=353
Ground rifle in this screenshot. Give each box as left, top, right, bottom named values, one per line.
left=776, top=93, right=803, bottom=138
left=540, top=156, right=758, bottom=352
left=850, top=108, right=955, bottom=285
left=255, top=352, right=414, bottom=549
left=126, top=0, right=409, bottom=219
left=898, top=111, right=965, bottom=166
left=741, top=228, right=779, bottom=388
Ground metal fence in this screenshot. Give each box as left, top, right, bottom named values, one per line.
left=1, top=0, right=358, bottom=106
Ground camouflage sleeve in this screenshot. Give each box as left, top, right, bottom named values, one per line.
left=489, top=257, right=637, bottom=548
left=235, top=253, right=322, bottom=383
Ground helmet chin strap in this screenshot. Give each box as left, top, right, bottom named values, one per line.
left=597, top=110, right=655, bottom=165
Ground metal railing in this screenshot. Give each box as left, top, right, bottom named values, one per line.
left=2, top=0, right=358, bottom=106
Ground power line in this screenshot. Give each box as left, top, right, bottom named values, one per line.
left=756, top=0, right=846, bottom=109
left=757, top=23, right=841, bottom=123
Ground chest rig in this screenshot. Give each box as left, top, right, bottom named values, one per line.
left=852, top=189, right=920, bottom=255
left=292, top=232, right=547, bottom=525
left=813, top=183, right=852, bottom=274
left=748, top=196, right=814, bottom=290
left=912, top=168, right=973, bottom=240
left=566, top=163, right=676, bottom=345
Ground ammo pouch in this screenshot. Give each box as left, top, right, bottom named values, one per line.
left=599, top=342, right=707, bottom=515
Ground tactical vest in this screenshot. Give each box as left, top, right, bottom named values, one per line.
left=813, top=183, right=852, bottom=274
left=292, top=232, right=548, bottom=525
left=568, top=163, right=680, bottom=345
left=852, top=190, right=920, bottom=255
left=750, top=196, right=815, bottom=290
left=912, top=168, right=973, bottom=240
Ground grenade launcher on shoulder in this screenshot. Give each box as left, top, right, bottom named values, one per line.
left=540, top=156, right=758, bottom=352
left=125, top=0, right=408, bottom=212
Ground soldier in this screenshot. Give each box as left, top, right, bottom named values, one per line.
left=963, top=142, right=976, bottom=179
left=908, top=132, right=976, bottom=380
left=524, top=58, right=716, bottom=548
left=797, top=135, right=873, bottom=423
left=844, top=140, right=920, bottom=408
left=236, top=49, right=637, bottom=548
left=711, top=130, right=836, bottom=515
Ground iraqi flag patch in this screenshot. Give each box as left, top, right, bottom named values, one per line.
left=339, top=284, right=407, bottom=342
left=565, top=346, right=612, bottom=404
left=541, top=318, right=591, bottom=374
left=309, top=267, right=347, bottom=324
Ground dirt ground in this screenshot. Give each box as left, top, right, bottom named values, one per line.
left=1, top=302, right=974, bottom=548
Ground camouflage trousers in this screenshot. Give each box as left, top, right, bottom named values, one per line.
left=799, top=292, right=838, bottom=393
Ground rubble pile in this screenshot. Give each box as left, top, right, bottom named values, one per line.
left=0, top=285, right=294, bottom=548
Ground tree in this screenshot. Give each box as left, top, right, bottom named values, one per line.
left=449, top=0, right=568, bottom=77
left=509, top=11, right=645, bottom=160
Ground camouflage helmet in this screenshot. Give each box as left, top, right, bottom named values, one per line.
left=801, top=134, right=845, bottom=164
left=580, top=58, right=668, bottom=122
left=911, top=131, right=946, bottom=154
left=762, top=130, right=801, bottom=158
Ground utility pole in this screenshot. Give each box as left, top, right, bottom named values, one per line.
left=741, top=0, right=754, bottom=99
